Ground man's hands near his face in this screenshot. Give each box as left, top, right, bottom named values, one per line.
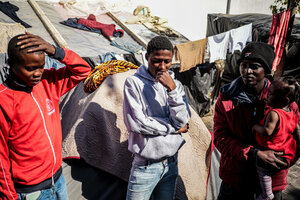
left=155, top=70, right=176, bottom=92
left=17, top=32, right=56, bottom=56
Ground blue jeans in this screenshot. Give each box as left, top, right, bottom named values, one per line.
left=18, top=174, right=68, bottom=200
left=126, top=154, right=178, bottom=200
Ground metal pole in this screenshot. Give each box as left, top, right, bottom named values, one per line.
left=226, top=0, right=231, bottom=14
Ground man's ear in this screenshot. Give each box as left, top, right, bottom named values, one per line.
left=145, top=53, right=149, bottom=61
left=7, top=58, right=12, bottom=67
left=7, top=58, right=16, bottom=73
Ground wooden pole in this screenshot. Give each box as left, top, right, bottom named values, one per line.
left=28, top=0, right=69, bottom=48
left=107, top=11, right=147, bottom=48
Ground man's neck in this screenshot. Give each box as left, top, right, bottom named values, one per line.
left=5, top=74, right=32, bottom=92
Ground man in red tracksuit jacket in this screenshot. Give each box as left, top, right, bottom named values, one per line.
left=213, top=42, right=300, bottom=200
left=0, top=33, right=91, bottom=199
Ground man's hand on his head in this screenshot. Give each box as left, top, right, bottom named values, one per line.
left=17, top=32, right=56, bottom=56
left=155, top=71, right=176, bottom=92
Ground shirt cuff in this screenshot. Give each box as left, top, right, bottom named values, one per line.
left=51, top=46, right=65, bottom=61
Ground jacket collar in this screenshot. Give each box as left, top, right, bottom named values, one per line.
left=4, top=73, right=32, bottom=92
left=220, top=76, right=268, bottom=104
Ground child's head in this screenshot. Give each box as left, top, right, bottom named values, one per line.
left=7, top=34, right=45, bottom=87
left=267, top=76, right=298, bottom=108
left=146, top=36, right=174, bottom=77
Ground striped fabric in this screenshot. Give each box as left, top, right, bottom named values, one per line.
left=84, top=60, right=139, bottom=93
left=257, top=166, right=274, bottom=200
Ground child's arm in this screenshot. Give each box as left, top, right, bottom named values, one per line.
left=253, top=110, right=279, bottom=136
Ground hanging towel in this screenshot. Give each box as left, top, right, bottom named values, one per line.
left=229, top=23, right=252, bottom=53
left=175, top=38, right=207, bottom=72
left=268, top=10, right=290, bottom=71
left=83, top=60, right=139, bottom=93
left=0, top=1, right=31, bottom=28
left=208, top=31, right=230, bottom=63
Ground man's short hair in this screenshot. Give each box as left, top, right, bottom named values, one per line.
left=147, top=36, right=174, bottom=54
left=7, top=34, right=41, bottom=66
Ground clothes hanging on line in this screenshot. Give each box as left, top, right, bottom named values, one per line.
left=229, top=23, right=252, bottom=53
left=207, top=23, right=252, bottom=63
left=268, top=10, right=290, bottom=71
left=207, top=31, right=230, bottom=63
left=175, top=38, right=207, bottom=72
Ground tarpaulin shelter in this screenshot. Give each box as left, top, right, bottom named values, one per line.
left=0, top=1, right=214, bottom=199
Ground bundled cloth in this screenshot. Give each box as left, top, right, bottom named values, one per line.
left=126, top=6, right=179, bottom=37
left=84, top=60, right=139, bottom=93
left=77, top=14, right=124, bottom=40
left=60, top=14, right=124, bottom=41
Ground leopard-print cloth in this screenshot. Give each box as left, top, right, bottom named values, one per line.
left=84, top=60, right=139, bottom=93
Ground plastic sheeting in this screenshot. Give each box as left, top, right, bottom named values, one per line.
left=207, top=13, right=300, bottom=44
left=171, top=63, right=217, bottom=117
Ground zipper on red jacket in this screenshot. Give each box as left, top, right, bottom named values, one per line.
left=31, top=92, right=56, bottom=186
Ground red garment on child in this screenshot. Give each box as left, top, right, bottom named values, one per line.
left=77, top=14, right=124, bottom=40
left=256, top=108, right=298, bottom=165
left=255, top=108, right=298, bottom=191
